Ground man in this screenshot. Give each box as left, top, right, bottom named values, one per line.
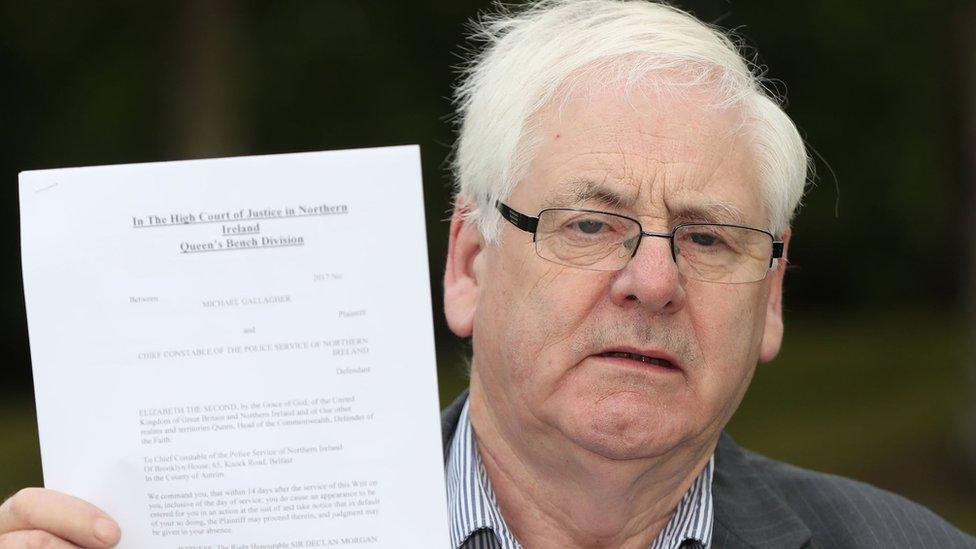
left=1, top=1, right=973, bottom=548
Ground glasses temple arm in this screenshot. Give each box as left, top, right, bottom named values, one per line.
left=496, top=201, right=539, bottom=234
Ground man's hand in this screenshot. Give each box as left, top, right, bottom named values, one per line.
left=0, top=488, right=120, bottom=548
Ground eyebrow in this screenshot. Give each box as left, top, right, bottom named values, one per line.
left=540, top=178, right=749, bottom=225
left=540, top=179, right=634, bottom=210
left=670, top=202, right=748, bottom=225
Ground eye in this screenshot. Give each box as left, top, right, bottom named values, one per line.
left=676, top=226, right=734, bottom=253
left=572, top=219, right=606, bottom=234
left=689, top=232, right=719, bottom=246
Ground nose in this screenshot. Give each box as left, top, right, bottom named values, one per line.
left=609, top=233, right=686, bottom=313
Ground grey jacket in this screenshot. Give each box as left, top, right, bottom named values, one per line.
left=441, top=392, right=976, bottom=548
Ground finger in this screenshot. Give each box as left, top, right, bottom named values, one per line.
left=0, top=529, right=81, bottom=548
left=0, top=489, right=120, bottom=548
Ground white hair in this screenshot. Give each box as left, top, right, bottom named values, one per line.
left=451, top=0, right=809, bottom=240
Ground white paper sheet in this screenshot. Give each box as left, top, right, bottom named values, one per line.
left=20, top=146, right=449, bottom=548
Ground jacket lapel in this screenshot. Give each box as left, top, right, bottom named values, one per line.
left=711, top=433, right=812, bottom=548
left=441, top=390, right=468, bottom=461
left=440, top=392, right=812, bottom=548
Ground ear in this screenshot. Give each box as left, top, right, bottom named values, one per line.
left=759, top=229, right=790, bottom=363
left=443, top=203, right=485, bottom=338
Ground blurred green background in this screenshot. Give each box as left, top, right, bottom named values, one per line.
left=2, top=0, right=974, bottom=535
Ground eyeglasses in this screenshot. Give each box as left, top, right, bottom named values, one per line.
left=496, top=201, right=784, bottom=284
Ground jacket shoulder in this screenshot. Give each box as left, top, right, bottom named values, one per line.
left=440, top=390, right=468, bottom=459
left=733, top=443, right=975, bottom=547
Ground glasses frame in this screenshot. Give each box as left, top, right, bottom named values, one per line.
left=496, top=201, right=784, bottom=281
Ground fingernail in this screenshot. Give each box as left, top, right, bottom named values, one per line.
left=93, top=517, right=121, bottom=545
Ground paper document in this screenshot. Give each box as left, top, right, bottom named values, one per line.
left=20, top=146, right=449, bottom=548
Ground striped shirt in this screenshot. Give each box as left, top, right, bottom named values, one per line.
left=445, top=400, right=714, bottom=549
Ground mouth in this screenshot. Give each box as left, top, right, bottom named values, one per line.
left=596, top=350, right=680, bottom=371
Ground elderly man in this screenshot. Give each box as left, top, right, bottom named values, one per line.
left=2, top=1, right=973, bottom=548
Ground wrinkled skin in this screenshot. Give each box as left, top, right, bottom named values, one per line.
left=443, top=81, right=789, bottom=547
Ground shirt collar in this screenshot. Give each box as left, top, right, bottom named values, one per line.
left=445, top=399, right=714, bottom=549
left=446, top=399, right=521, bottom=548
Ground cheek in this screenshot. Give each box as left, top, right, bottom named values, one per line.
left=688, top=281, right=765, bottom=344
left=686, top=282, right=767, bottom=396
left=499, top=264, right=610, bottom=386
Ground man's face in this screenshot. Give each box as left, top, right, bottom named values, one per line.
left=447, top=81, right=787, bottom=461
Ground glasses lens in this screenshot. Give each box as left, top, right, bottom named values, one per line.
left=535, top=209, right=639, bottom=270
left=673, top=224, right=773, bottom=283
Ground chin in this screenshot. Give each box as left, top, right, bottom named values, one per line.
left=561, top=392, right=692, bottom=460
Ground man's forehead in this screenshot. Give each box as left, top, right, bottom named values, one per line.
left=521, top=81, right=765, bottom=227
left=540, top=78, right=748, bottom=148
left=538, top=177, right=751, bottom=226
